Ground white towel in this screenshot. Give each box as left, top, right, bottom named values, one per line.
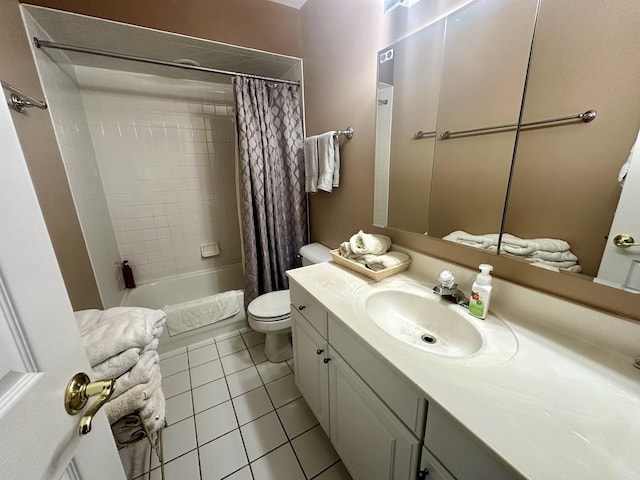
left=442, top=231, right=500, bottom=249
left=348, top=230, right=392, bottom=256
left=76, top=308, right=166, bottom=366
left=354, top=251, right=410, bottom=271
left=111, top=350, right=159, bottom=400
left=92, top=347, right=141, bottom=380
left=105, top=365, right=161, bottom=425
left=164, top=290, right=241, bottom=336
left=619, top=129, right=640, bottom=187
left=339, top=241, right=353, bottom=257
left=317, top=132, right=339, bottom=192
left=499, top=233, right=570, bottom=256
left=111, top=415, right=147, bottom=447
left=304, top=135, right=319, bottom=193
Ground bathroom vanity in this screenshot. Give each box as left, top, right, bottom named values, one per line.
left=287, top=250, right=640, bottom=480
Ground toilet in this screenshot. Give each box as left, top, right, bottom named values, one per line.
left=247, top=243, right=332, bottom=362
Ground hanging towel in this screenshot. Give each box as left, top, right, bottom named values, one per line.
left=619, top=129, right=640, bottom=187
left=349, top=230, right=392, bottom=256
left=163, top=290, right=242, bottom=336
left=317, top=132, right=339, bottom=192
left=76, top=307, right=166, bottom=365
left=304, top=135, right=319, bottom=193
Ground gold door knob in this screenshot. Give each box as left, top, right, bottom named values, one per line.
left=613, top=234, right=640, bottom=249
left=65, top=372, right=116, bottom=436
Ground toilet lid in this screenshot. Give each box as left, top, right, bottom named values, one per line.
left=248, top=289, right=291, bottom=319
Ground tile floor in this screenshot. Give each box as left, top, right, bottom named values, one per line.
left=122, top=329, right=352, bottom=480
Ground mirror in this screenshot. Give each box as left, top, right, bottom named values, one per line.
left=374, top=0, right=640, bottom=291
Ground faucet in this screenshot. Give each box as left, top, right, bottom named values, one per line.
left=433, top=270, right=469, bottom=308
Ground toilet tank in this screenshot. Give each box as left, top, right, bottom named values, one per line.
left=299, top=243, right=332, bottom=266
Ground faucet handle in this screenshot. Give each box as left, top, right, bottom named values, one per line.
left=438, top=270, right=455, bottom=288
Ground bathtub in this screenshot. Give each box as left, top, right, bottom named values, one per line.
left=121, top=264, right=247, bottom=353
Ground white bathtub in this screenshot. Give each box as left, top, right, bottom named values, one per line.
left=121, top=264, right=247, bottom=353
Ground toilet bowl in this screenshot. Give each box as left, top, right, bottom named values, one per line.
left=247, top=243, right=332, bottom=363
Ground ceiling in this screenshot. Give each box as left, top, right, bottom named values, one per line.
left=23, top=5, right=302, bottom=84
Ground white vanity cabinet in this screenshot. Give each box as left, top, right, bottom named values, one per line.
left=291, top=283, right=423, bottom=480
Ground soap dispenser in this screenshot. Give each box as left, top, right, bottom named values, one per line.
left=469, top=264, right=493, bottom=319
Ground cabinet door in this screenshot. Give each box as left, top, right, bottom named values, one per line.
left=292, top=309, right=330, bottom=433
left=328, top=348, right=421, bottom=480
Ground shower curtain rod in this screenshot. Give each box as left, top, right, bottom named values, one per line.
left=33, top=38, right=300, bottom=86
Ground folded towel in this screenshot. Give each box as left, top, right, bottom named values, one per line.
left=105, top=365, right=161, bottom=424
left=317, top=132, right=339, bottom=192
left=76, top=308, right=166, bottom=365
left=525, top=249, right=578, bottom=262
left=499, top=234, right=570, bottom=256
left=442, top=231, right=500, bottom=249
left=112, top=350, right=159, bottom=399
left=111, top=415, right=147, bottom=447
left=354, top=251, right=410, bottom=271
left=164, top=290, right=241, bottom=336
left=140, top=388, right=166, bottom=434
left=304, top=135, right=319, bottom=193
left=348, top=230, right=392, bottom=256
left=92, top=347, right=141, bottom=380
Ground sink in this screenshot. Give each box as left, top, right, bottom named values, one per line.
left=353, top=279, right=518, bottom=364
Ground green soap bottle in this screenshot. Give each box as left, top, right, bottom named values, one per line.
left=469, top=264, right=493, bottom=319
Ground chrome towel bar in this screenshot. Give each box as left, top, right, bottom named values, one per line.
left=440, top=109, right=596, bottom=139
left=1, top=80, right=47, bottom=113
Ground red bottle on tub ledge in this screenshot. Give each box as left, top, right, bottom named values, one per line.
left=122, top=260, right=136, bottom=288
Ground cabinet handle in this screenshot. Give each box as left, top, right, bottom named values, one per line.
left=298, top=305, right=306, bottom=311
left=417, top=468, right=429, bottom=480
left=316, top=349, right=324, bottom=355
left=323, top=357, right=331, bottom=364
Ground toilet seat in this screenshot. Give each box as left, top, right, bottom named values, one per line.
left=247, top=289, right=290, bottom=321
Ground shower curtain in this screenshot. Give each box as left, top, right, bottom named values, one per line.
left=233, top=76, right=307, bottom=305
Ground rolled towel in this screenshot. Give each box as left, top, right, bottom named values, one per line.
left=77, top=308, right=166, bottom=366
left=105, top=365, right=161, bottom=424
left=354, top=251, right=410, bottom=271
left=111, top=350, right=159, bottom=400
left=349, top=230, right=392, bottom=256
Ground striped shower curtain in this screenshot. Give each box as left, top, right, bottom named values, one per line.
left=233, top=76, right=307, bottom=306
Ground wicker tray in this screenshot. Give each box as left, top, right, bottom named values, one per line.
left=330, top=249, right=411, bottom=281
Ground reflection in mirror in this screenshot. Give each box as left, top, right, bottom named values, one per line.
left=373, top=19, right=445, bottom=231
left=503, top=0, right=640, bottom=285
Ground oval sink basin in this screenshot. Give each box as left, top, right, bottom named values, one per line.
left=353, top=279, right=518, bottom=364
left=363, top=289, right=483, bottom=357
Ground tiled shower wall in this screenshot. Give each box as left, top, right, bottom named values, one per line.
left=78, top=67, right=242, bottom=285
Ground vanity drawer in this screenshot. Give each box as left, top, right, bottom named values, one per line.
left=425, top=403, right=520, bottom=480
left=290, top=283, right=327, bottom=338
left=328, top=315, right=426, bottom=437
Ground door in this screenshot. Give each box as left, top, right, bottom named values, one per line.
left=596, top=130, right=640, bottom=291
left=0, top=90, right=124, bottom=479
left=328, top=348, right=421, bottom=480
left=291, top=310, right=329, bottom=433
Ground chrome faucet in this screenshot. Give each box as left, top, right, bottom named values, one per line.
left=433, top=270, right=469, bottom=308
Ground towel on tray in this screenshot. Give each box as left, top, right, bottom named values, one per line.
left=348, top=230, right=391, bottom=257
left=354, top=251, right=410, bottom=271
left=105, top=364, right=161, bottom=425
left=111, top=350, right=159, bottom=400
left=163, top=290, right=242, bottom=336
left=76, top=308, right=166, bottom=366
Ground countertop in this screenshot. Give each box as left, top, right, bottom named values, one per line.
left=287, top=260, right=640, bottom=480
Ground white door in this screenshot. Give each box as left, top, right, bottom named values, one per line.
left=0, top=92, right=124, bottom=478
left=596, top=130, right=640, bottom=292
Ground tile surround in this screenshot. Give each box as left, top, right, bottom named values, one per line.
left=128, top=329, right=352, bottom=480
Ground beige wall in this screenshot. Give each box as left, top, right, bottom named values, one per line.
left=3, top=0, right=301, bottom=310
left=300, top=0, right=640, bottom=321
left=0, top=1, right=101, bottom=310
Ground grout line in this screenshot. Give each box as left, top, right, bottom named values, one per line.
left=310, top=459, right=342, bottom=480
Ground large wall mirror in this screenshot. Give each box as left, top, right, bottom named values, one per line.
left=374, top=0, right=640, bottom=293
